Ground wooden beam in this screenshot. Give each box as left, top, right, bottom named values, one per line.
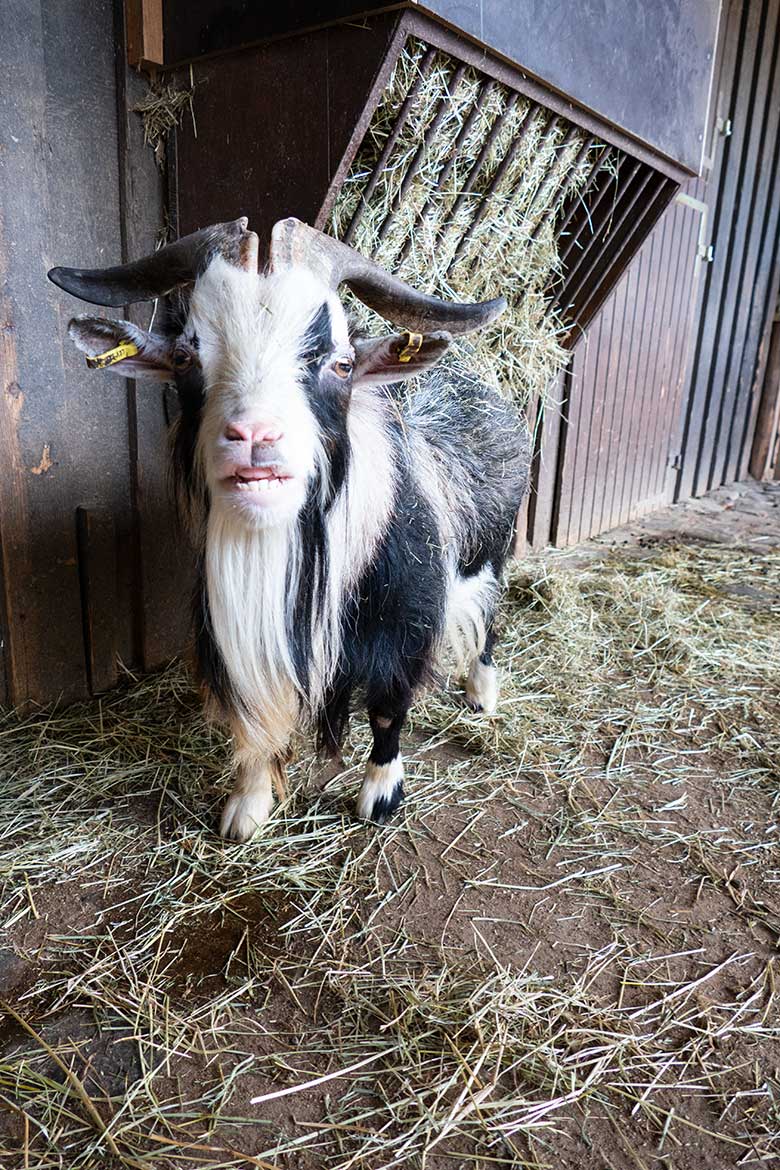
left=126, top=0, right=163, bottom=69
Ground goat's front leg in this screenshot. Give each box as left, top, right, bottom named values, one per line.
left=220, top=729, right=286, bottom=842
left=357, top=705, right=407, bottom=824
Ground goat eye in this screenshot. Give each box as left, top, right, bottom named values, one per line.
left=172, top=346, right=192, bottom=371
left=333, top=359, right=353, bottom=379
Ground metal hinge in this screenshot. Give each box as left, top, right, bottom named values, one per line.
left=668, top=453, right=682, bottom=471
left=697, top=243, right=715, bottom=263
left=716, top=116, right=733, bottom=137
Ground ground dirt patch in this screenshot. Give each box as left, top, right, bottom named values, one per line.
left=1, top=496, right=779, bottom=1168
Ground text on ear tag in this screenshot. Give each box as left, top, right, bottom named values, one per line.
left=85, top=342, right=140, bottom=369
left=398, top=332, right=424, bottom=363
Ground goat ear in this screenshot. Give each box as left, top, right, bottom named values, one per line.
left=352, top=330, right=451, bottom=385
left=67, top=316, right=174, bottom=379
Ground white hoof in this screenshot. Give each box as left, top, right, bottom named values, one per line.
left=220, top=785, right=274, bottom=842
left=465, top=658, right=498, bottom=714
left=357, top=757, right=404, bottom=823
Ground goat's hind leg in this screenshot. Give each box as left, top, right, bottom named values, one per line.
left=465, top=620, right=499, bottom=715
left=357, top=705, right=407, bottom=824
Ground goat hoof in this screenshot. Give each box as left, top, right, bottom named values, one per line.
left=357, top=758, right=404, bottom=824
left=220, top=787, right=273, bottom=842
left=464, top=660, right=498, bottom=715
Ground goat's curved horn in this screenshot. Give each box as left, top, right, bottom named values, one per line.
left=270, top=218, right=506, bottom=336
left=48, top=217, right=256, bottom=307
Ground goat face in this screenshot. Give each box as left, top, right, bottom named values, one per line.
left=187, top=261, right=356, bottom=530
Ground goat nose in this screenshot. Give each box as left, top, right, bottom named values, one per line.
left=223, top=421, right=284, bottom=445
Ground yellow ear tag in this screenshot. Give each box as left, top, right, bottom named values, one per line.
left=398, top=332, right=424, bottom=363
left=85, top=341, right=139, bottom=370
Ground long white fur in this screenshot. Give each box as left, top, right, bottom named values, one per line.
left=444, top=565, right=498, bottom=670
left=192, top=262, right=398, bottom=754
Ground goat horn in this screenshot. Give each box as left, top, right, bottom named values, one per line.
left=48, top=217, right=255, bottom=307
left=269, top=218, right=506, bottom=336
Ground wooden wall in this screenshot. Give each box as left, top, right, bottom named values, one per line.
left=676, top=0, right=780, bottom=498
left=528, top=0, right=780, bottom=547
left=0, top=0, right=189, bottom=707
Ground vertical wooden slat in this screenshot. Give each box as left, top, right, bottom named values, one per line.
left=76, top=507, right=119, bottom=694
left=581, top=266, right=628, bottom=539
left=526, top=370, right=567, bottom=550
left=600, top=250, right=645, bottom=532
left=724, top=15, right=780, bottom=480
left=615, top=232, right=659, bottom=526
left=654, top=198, right=704, bottom=503
left=676, top=0, right=761, bottom=497
left=636, top=200, right=681, bottom=509
left=114, top=0, right=195, bottom=670
left=125, top=0, right=164, bottom=69
left=699, top=0, right=779, bottom=489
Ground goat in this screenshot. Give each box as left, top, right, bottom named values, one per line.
left=49, top=217, right=530, bottom=840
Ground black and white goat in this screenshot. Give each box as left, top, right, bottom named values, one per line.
left=49, top=217, right=529, bottom=840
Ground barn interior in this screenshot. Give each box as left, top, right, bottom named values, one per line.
left=1, top=2, right=779, bottom=1168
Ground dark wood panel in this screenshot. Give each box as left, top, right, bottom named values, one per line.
left=676, top=0, right=764, bottom=498
left=723, top=16, right=780, bottom=482
left=174, top=15, right=401, bottom=241
left=115, top=7, right=194, bottom=671
left=550, top=191, right=702, bottom=546
left=695, top=0, right=779, bottom=492
left=0, top=0, right=139, bottom=704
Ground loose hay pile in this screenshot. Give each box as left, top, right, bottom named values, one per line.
left=329, top=39, right=601, bottom=406
left=1, top=537, right=779, bottom=1168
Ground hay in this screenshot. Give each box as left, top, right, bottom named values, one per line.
left=134, top=71, right=196, bottom=166
left=1, top=536, right=779, bottom=1166
left=329, top=39, right=605, bottom=407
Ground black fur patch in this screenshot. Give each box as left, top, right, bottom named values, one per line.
left=299, top=303, right=351, bottom=505
left=289, top=479, right=329, bottom=697
left=316, top=432, right=445, bottom=751
left=170, top=362, right=207, bottom=523
left=368, top=779, right=404, bottom=824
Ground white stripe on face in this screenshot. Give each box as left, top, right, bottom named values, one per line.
left=189, top=260, right=348, bottom=527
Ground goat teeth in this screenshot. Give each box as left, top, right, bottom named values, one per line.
left=234, top=477, right=284, bottom=494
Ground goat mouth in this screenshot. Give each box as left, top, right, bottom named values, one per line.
left=223, top=467, right=294, bottom=497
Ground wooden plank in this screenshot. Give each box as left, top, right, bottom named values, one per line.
left=698, top=0, right=780, bottom=490
left=115, top=4, right=196, bottom=669
left=76, top=507, right=119, bottom=693
left=0, top=0, right=138, bottom=704
left=591, top=246, right=639, bottom=536
left=749, top=314, right=780, bottom=479
left=677, top=0, right=761, bottom=497
left=600, top=247, right=645, bottom=532
left=174, top=14, right=402, bottom=242
left=527, top=370, right=567, bottom=550
left=724, top=16, right=780, bottom=481
left=653, top=197, right=704, bottom=504
left=636, top=198, right=684, bottom=510
left=556, top=307, right=605, bottom=545
left=614, top=231, right=660, bottom=526
left=735, top=219, right=780, bottom=481
left=582, top=260, right=630, bottom=539
left=125, top=0, right=164, bottom=69
left=623, top=217, right=670, bottom=519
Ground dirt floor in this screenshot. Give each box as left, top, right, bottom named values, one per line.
left=1, top=480, right=779, bottom=1169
